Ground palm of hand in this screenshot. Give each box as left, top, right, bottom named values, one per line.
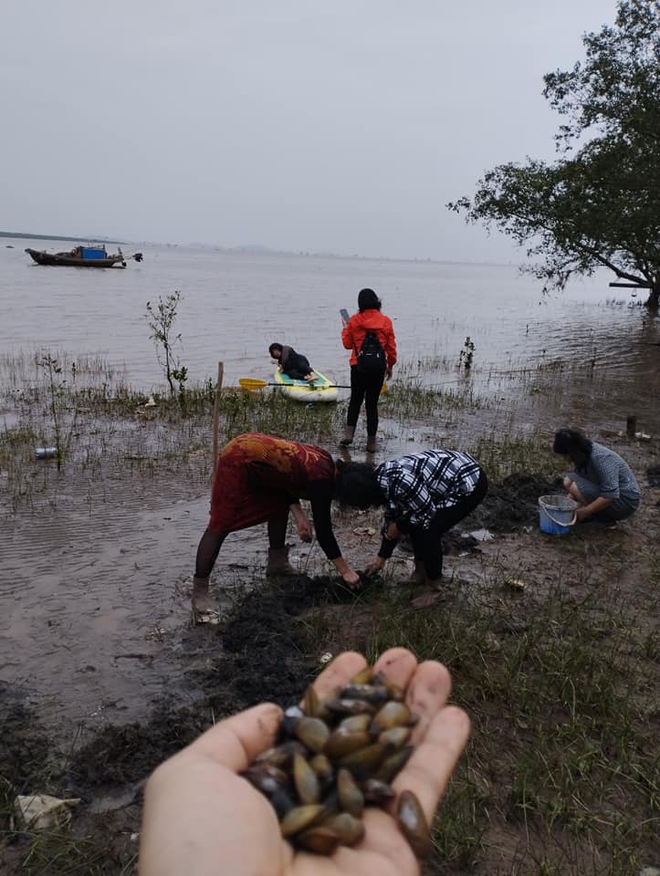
left=140, top=649, right=470, bottom=876
left=187, top=757, right=418, bottom=876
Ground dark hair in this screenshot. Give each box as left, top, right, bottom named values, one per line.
left=268, top=343, right=283, bottom=357
left=358, top=288, right=382, bottom=313
left=334, top=460, right=384, bottom=509
left=553, top=428, right=593, bottom=470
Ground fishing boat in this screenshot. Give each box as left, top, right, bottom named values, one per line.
left=25, top=244, right=143, bottom=268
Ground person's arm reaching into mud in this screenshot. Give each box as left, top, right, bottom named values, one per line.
left=307, top=481, right=360, bottom=587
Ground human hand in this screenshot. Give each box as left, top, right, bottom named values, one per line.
left=290, top=505, right=313, bottom=542
left=386, top=368, right=393, bottom=381
left=574, top=506, right=589, bottom=522
left=385, top=522, right=400, bottom=542
left=341, top=568, right=362, bottom=588
left=138, top=648, right=470, bottom=876
left=364, top=556, right=386, bottom=576
left=296, top=518, right=313, bottom=542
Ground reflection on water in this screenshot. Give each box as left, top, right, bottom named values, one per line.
left=1, top=239, right=658, bottom=430
left=1, top=241, right=658, bottom=733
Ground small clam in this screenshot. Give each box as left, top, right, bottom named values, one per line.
left=360, top=778, right=395, bottom=803
left=295, top=717, right=331, bottom=753
left=338, top=743, right=388, bottom=774
left=341, top=684, right=389, bottom=704
left=279, top=804, right=325, bottom=837
left=336, top=714, right=371, bottom=734
left=308, top=754, right=334, bottom=788
left=337, top=768, right=364, bottom=817
left=350, top=666, right=374, bottom=685
left=396, top=790, right=433, bottom=859
left=325, top=698, right=377, bottom=716
left=293, top=752, right=320, bottom=804
left=323, top=728, right=371, bottom=759
left=377, top=726, right=411, bottom=749
left=284, top=705, right=304, bottom=719
left=255, top=740, right=306, bottom=768
left=375, top=745, right=414, bottom=783
left=370, top=701, right=411, bottom=733
left=279, top=706, right=304, bottom=740
left=316, top=789, right=340, bottom=820
left=242, top=763, right=289, bottom=796
left=270, top=788, right=296, bottom=819
left=385, top=682, right=405, bottom=702
left=321, top=812, right=365, bottom=846
left=302, top=684, right=321, bottom=718
left=296, top=826, right=340, bottom=855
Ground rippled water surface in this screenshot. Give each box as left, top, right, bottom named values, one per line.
left=3, top=239, right=658, bottom=411
left=1, top=238, right=659, bottom=732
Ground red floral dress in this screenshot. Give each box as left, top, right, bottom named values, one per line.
left=209, top=433, right=336, bottom=537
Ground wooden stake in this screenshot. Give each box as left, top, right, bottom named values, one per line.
left=212, top=362, right=224, bottom=477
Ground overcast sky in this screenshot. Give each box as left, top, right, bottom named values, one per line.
left=1, top=0, right=617, bottom=262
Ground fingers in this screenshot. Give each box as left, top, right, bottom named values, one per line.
left=404, top=660, right=452, bottom=743
left=373, top=647, right=418, bottom=689
left=312, top=648, right=420, bottom=701
left=390, top=661, right=469, bottom=820
left=192, top=702, right=283, bottom=772
left=312, top=651, right=367, bottom=699
left=392, top=705, right=470, bottom=822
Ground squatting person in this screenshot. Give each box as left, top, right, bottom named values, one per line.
left=553, top=428, right=641, bottom=525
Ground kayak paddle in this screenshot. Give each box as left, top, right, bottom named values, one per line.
left=239, top=377, right=387, bottom=393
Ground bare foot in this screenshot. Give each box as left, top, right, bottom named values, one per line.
left=192, top=594, right=215, bottom=613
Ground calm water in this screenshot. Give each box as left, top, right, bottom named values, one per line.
left=1, top=237, right=658, bottom=425
left=1, top=239, right=659, bottom=732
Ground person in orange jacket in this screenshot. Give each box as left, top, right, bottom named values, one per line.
left=340, top=288, right=397, bottom=453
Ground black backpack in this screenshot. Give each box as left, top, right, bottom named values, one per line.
left=357, top=330, right=386, bottom=374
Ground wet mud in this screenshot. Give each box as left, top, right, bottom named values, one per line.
left=471, top=473, right=562, bottom=532
left=0, top=683, right=50, bottom=801
left=62, top=576, right=374, bottom=796
left=647, top=463, right=660, bottom=488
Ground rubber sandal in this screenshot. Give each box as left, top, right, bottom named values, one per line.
left=192, top=607, right=221, bottom=625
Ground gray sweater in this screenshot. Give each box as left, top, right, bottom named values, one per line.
left=578, top=443, right=640, bottom=501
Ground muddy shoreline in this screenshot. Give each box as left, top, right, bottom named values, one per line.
left=1, top=370, right=659, bottom=873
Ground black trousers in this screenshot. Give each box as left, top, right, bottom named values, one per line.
left=407, top=469, right=488, bottom=579
left=346, top=365, right=385, bottom=436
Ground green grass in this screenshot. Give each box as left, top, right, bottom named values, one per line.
left=467, top=431, right=559, bottom=482
left=355, top=572, right=660, bottom=875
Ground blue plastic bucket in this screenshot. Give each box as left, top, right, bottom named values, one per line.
left=538, top=495, right=578, bottom=536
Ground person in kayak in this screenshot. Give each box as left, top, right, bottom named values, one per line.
left=268, top=343, right=316, bottom=382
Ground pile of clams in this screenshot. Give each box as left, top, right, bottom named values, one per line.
left=241, top=666, right=432, bottom=858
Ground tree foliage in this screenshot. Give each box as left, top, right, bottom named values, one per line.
left=449, top=0, right=660, bottom=307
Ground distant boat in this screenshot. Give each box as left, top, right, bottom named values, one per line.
left=25, top=244, right=143, bottom=268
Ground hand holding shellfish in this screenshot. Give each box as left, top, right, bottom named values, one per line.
left=139, top=647, right=470, bottom=876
